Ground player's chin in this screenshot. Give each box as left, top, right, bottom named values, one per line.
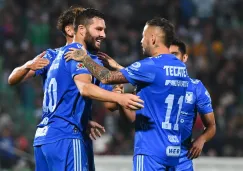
left=94, top=43, right=101, bottom=50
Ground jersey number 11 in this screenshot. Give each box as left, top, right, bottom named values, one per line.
left=162, top=94, right=184, bottom=131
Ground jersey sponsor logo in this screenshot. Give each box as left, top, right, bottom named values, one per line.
left=131, top=62, right=141, bottom=68
left=166, top=146, right=180, bottom=157
left=163, top=66, right=187, bottom=77
left=76, top=62, right=85, bottom=70
left=35, top=126, right=49, bottom=138
left=185, top=92, right=193, bottom=104
left=168, top=135, right=179, bottom=143
left=165, top=80, right=188, bottom=87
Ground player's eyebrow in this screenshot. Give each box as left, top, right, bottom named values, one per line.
left=171, top=51, right=179, bottom=55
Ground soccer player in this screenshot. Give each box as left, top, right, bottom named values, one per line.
left=32, top=8, right=143, bottom=171
left=169, top=39, right=216, bottom=171
left=65, top=17, right=189, bottom=170
left=8, top=6, right=84, bottom=85
left=9, top=7, right=143, bottom=171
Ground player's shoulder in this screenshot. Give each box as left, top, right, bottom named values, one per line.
left=189, top=78, right=201, bottom=85
left=154, top=54, right=185, bottom=67
left=63, top=43, right=82, bottom=52
left=189, top=78, right=207, bottom=92
left=44, top=48, right=58, bottom=60
left=138, top=57, right=155, bottom=65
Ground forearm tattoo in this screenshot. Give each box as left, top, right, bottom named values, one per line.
left=82, top=55, right=128, bottom=84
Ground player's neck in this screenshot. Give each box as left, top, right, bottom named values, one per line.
left=65, top=36, right=73, bottom=45
left=73, top=35, right=87, bottom=49
left=151, top=46, right=170, bottom=57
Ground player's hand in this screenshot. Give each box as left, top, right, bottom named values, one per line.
left=87, top=121, right=105, bottom=141
left=187, top=137, right=206, bottom=159
left=117, top=94, right=144, bottom=110
left=97, top=52, right=124, bottom=70
left=64, top=47, right=88, bottom=62
left=26, top=51, right=49, bottom=71
left=112, top=84, right=124, bottom=94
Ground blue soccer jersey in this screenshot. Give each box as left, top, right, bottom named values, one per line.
left=120, top=54, right=189, bottom=166
left=180, top=79, right=213, bottom=147
left=175, top=79, right=213, bottom=171
left=33, top=43, right=111, bottom=146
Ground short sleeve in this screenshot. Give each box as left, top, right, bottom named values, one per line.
left=65, top=60, right=91, bottom=78
left=63, top=45, right=91, bottom=78
left=196, top=81, right=213, bottom=115
left=35, top=49, right=55, bottom=77
left=120, top=58, right=156, bottom=86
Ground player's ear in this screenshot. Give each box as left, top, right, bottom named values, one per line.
left=77, top=24, right=86, bottom=37
left=151, top=34, right=156, bottom=46
left=183, top=54, right=188, bottom=63
left=64, top=25, right=74, bottom=37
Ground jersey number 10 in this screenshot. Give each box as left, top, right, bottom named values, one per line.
left=43, top=78, right=57, bottom=113
left=162, top=94, right=184, bottom=131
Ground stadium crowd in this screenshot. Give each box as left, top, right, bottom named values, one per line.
left=0, top=0, right=243, bottom=169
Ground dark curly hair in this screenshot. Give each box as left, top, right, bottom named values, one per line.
left=74, top=8, right=105, bottom=32
left=146, top=18, right=175, bottom=48
left=56, top=6, right=85, bottom=36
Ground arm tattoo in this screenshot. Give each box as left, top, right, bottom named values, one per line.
left=74, top=50, right=86, bottom=61
left=82, top=55, right=128, bottom=84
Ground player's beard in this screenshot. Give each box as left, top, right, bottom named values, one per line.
left=84, top=31, right=99, bottom=53
left=142, top=46, right=151, bottom=57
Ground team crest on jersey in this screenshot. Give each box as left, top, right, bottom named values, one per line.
left=76, top=62, right=85, bottom=69
left=185, top=91, right=194, bottom=104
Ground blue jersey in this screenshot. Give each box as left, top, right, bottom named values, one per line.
left=33, top=43, right=111, bottom=146
left=180, top=78, right=213, bottom=149
left=35, top=48, right=61, bottom=81
left=120, top=54, right=189, bottom=166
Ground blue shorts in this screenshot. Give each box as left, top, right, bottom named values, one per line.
left=174, top=149, right=193, bottom=171
left=84, top=138, right=95, bottom=171
left=34, top=138, right=88, bottom=171
left=133, top=155, right=176, bottom=171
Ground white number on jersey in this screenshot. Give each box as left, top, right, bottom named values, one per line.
left=162, top=94, right=184, bottom=131
left=43, top=78, right=57, bottom=113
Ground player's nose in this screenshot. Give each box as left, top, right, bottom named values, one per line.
left=100, top=31, right=106, bottom=39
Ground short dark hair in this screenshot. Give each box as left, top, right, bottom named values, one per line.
left=171, top=39, right=187, bottom=55
left=56, top=6, right=85, bottom=35
left=146, top=18, right=175, bottom=48
left=74, top=8, right=105, bottom=32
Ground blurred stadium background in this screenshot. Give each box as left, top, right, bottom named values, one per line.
left=0, top=0, right=243, bottom=170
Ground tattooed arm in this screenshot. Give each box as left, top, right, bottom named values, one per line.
left=82, top=55, right=128, bottom=84
left=65, top=48, right=128, bottom=84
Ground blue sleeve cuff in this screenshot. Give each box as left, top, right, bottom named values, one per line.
left=72, top=70, right=91, bottom=79
left=199, top=108, right=213, bottom=115
left=120, top=69, right=136, bottom=86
